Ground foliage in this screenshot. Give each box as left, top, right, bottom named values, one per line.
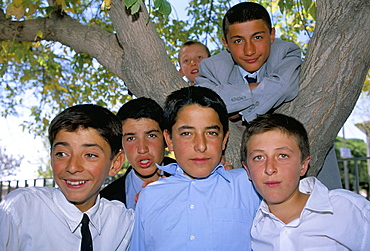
left=0, top=147, right=23, bottom=178
left=0, top=0, right=318, bottom=137
left=334, top=137, right=369, bottom=192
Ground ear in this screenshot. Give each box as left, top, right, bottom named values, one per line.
left=221, top=131, right=230, bottom=151
left=300, top=156, right=311, bottom=177
left=163, top=129, right=174, bottom=151
left=222, top=37, right=229, bottom=51
left=179, top=68, right=185, bottom=77
left=108, top=150, right=125, bottom=177
left=242, top=161, right=252, bottom=181
left=270, top=27, right=276, bottom=44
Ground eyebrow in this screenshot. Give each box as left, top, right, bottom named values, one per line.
left=145, top=129, right=161, bottom=134
left=177, top=125, right=221, bottom=130
left=53, top=142, right=104, bottom=151
left=230, top=31, right=266, bottom=40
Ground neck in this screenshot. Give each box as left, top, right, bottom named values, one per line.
left=134, top=168, right=161, bottom=182
left=268, top=191, right=310, bottom=224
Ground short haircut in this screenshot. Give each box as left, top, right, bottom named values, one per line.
left=116, top=97, right=164, bottom=131
left=163, top=86, right=229, bottom=135
left=48, top=104, right=122, bottom=159
left=240, top=113, right=310, bottom=164
left=223, top=2, right=272, bottom=39
left=178, top=41, right=211, bottom=67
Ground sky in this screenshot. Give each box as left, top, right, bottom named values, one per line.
left=1, top=1, right=369, bottom=181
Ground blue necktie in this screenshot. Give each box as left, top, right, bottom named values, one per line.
left=81, top=214, right=93, bottom=251
left=245, top=75, right=257, bottom=84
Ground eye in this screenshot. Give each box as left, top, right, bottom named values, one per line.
left=180, top=131, right=191, bottom=136
left=252, top=155, right=264, bottom=161
left=207, top=131, right=219, bottom=136
left=279, top=153, right=289, bottom=159
left=148, top=133, right=158, bottom=138
left=196, top=56, right=203, bottom=60
left=254, top=35, right=263, bottom=40
left=126, top=136, right=135, bottom=142
left=183, top=59, right=189, bottom=64
left=55, top=152, right=67, bottom=157
left=86, top=153, right=98, bottom=159
left=233, top=39, right=243, bottom=44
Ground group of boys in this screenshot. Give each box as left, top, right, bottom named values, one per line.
left=1, top=2, right=369, bottom=251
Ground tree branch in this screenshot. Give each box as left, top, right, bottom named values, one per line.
left=0, top=9, right=125, bottom=78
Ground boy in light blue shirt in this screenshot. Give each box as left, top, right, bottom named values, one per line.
left=130, top=86, right=260, bottom=250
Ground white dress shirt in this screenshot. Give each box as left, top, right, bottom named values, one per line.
left=251, top=177, right=370, bottom=251
left=0, top=186, right=134, bottom=251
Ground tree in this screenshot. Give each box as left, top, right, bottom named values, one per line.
left=0, top=147, right=23, bottom=178
left=1, top=0, right=369, bottom=182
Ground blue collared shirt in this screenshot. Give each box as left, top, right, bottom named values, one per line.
left=130, top=163, right=261, bottom=251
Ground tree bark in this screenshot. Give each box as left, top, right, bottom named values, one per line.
left=277, top=0, right=370, bottom=175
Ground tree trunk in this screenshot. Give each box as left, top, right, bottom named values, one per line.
left=277, top=0, right=370, bottom=175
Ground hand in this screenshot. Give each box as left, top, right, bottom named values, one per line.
left=221, top=155, right=233, bottom=170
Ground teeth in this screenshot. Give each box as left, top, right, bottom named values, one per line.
left=66, top=180, right=87, bottom=185
left=140, top=159, right=150, bottom=164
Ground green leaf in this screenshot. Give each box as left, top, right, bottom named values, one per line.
left=158, top=0, right=171, bottom=16
left=153, top=0, right=163, bottom=9
left=130, top=0, right=142, bottom=14
left=124, top=0, right=137, bottom=8
left=309, top=2, right=316, bottom=20
left=302, top=0, right=312, bottom=12
left=278, top=0, right=285, bottom=14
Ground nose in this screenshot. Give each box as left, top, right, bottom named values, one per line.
left=137, top=139, right=149, bottom=154
left=194, top=134, right=207, bottom=153
left=66, top=155, right=84, bottom=174
left=264, top=158, right=277, bottom=176
left=244, top=41, right=256, bottom=56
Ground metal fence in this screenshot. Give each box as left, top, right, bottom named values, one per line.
left=1, top=178, right=56, bottom=201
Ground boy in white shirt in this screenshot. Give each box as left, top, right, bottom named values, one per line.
left=0, top=104, right=134, bottom=250
left=241, top=113, right=370, bottom=250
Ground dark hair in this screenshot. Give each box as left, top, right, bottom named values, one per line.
left=163, top=86, right=229, bottom=135
left=223, top=2, right=272, bottom=40
left=240, top=113, right=310, bottom=164
left=178, top=41, right=211, bottom=66
left=116, top=97, right=164, bottom=131
left=48, top=104, right=122, bottom=159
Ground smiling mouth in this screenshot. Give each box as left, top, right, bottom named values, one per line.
left=66, top=180, right=87, bottom=186
left=191, top=69, right=199, bottom=74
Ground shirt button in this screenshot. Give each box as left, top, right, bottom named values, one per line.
left=190, top=205, right=194, bottom=209
left=191, top=180, right=195, bottom=184
left=190, top=235, right=195, bottom=241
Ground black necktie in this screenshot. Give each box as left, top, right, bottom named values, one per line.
left=245, top=75, right=257, bottom=84
left=81, top=214, right=93, bottom=251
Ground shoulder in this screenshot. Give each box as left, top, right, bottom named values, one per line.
left=329, top=188, right=370, bottom=211
left=99, top=197, right=135, bottom=218
left=201, top=50, right=234, bottom=66
left=272, top=38, right=300, bottom=50
left=1, top=187, right=54, bottom=207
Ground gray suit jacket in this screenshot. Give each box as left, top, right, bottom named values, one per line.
left=195, top=38, right=302, bottom=122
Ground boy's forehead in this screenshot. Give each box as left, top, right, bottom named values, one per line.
left=122, top=117, right=162, bottom=131
left=175, top=104, right=223, bottom=127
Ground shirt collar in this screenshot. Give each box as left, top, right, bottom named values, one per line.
left=254, top=177, right=333, bottom=226
left=53, top=188, right=102, bottom=234
left=238, top=65, right=259, bottom=83
left=158, top=163, right=230, bottom=182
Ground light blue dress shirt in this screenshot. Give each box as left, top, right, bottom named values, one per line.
left=130, top=163, right=261, bottom=251
left=0, top=187, right=134, bottom=250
